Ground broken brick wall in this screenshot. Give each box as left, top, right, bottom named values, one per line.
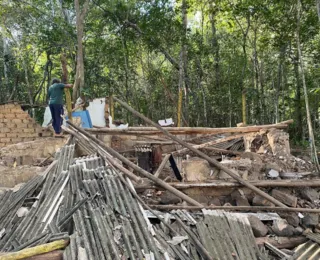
left=0, top=103, right=52, bottom=148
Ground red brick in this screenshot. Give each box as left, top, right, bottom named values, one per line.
left=0, top=133, right=6, bottom=138
left=16, top=123, right=29, bottom=129
left=4, top=104, right=15, bottom=109
left=0, top=138, right=10, bottom=143
left=0, top=128, right=10, bottom=133
left=6, top=123, right=16, bottom=128
left=11, top=128, right=22, bottom=133
left=11, top=138, right=23, bottom=143
left=12, top=119, right=22, bottom=124
left=23, top=128, right=35, bottom=133
left=6, top=133, right=18, bottom=138
left=4, top=114, right=16, bottom=119
left=16, top=113, right=29, bottom=119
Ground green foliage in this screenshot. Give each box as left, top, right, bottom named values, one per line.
left=1, top=0, right=320, bottom=141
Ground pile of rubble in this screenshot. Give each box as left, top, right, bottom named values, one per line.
left=0, top=134, right=266, bottom=259
left=0, top=98, right=320, bottom=259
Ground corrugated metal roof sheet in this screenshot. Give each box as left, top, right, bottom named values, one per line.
left=197, top=209, right=267, bottom=260
left=292, top=240, right=320, bottom=260
left=0, top=142, right=272, bottom=259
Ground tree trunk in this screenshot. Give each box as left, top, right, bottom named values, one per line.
left=233, top=14, right=250, bottom=125
left=73, top=0, right=89, bottom=102
left=296, top=0, right=320, bottom=171
left=275, top=45, right=286, bottom=123
left=209, top=1, right=220, bottom=89
left=181, top=0, right=189, bottom=125
left=294, top=54, right=303, bottom=140
left=317, top=0, right=320, bottom=22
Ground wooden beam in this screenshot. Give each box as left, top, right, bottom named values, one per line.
left=154, top=154, right=171, bottom=178
left=135, top=180, right=320, bottom=191
left=23, top=250, right=63, bottom=260
left=113, top=96, right=288, bottom=208
left=255, top=237, right=307, bottom=249
left=0, top=240, right=68, bottom=260
left=86, top=120, right=292, bottom=135
left=148, top=204, right=320, bottom=213
left=201, top=147, right=242, bottom=155
left=271, top=189, right=298, bottom=207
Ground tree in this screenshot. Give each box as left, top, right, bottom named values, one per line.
left=73, top=0, right=90, bottom=102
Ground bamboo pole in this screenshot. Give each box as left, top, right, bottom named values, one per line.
left=149, top=205, right=320, bottom=213
left=66, top=122, right=203, bottom=207
left=135, top=179, right=320, bottom=189
left=85, top=121, right=292, bottom=135
left=0, top=240, right=68, bottom=260
left=113, top=96, right=287, bottom=208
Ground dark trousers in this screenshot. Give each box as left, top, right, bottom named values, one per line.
left=49, top=104, right=64, bottom=134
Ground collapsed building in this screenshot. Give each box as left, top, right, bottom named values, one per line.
left=0, top=99, right=320, bottom=259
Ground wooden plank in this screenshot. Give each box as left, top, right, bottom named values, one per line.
left=255, top=237, right=307, bottom=249
left=135, top=180, right=320, bottom=189
left=85, top=120, right=292, bottom=135
left=271, top=189, right=298, bottom=207
left=148, top=205, right=320, bottom=213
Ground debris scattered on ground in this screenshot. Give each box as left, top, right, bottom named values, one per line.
left=0, top=100, right=319, bottom=259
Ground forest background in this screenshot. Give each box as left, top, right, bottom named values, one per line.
left=1, top=0, right=320, bottom=145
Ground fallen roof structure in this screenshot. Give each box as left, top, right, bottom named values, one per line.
left=0, top=98, right=320, bottom=259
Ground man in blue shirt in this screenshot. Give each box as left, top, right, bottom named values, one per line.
left=48, top=78, right=73, bottom=137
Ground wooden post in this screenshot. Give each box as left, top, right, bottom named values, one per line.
left=0, top=240, right=68, bottom=260
left=113, top=96, right=288, bottom=208
left=66, top=122, right=203, bottom=207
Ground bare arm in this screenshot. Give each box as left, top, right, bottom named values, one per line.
left=64, top=84, right=73, bottom=88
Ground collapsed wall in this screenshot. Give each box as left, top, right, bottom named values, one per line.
left=0, top=103, right=52, bottom=147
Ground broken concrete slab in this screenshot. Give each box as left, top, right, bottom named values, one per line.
left=182, top=157, right=211, bottom=182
